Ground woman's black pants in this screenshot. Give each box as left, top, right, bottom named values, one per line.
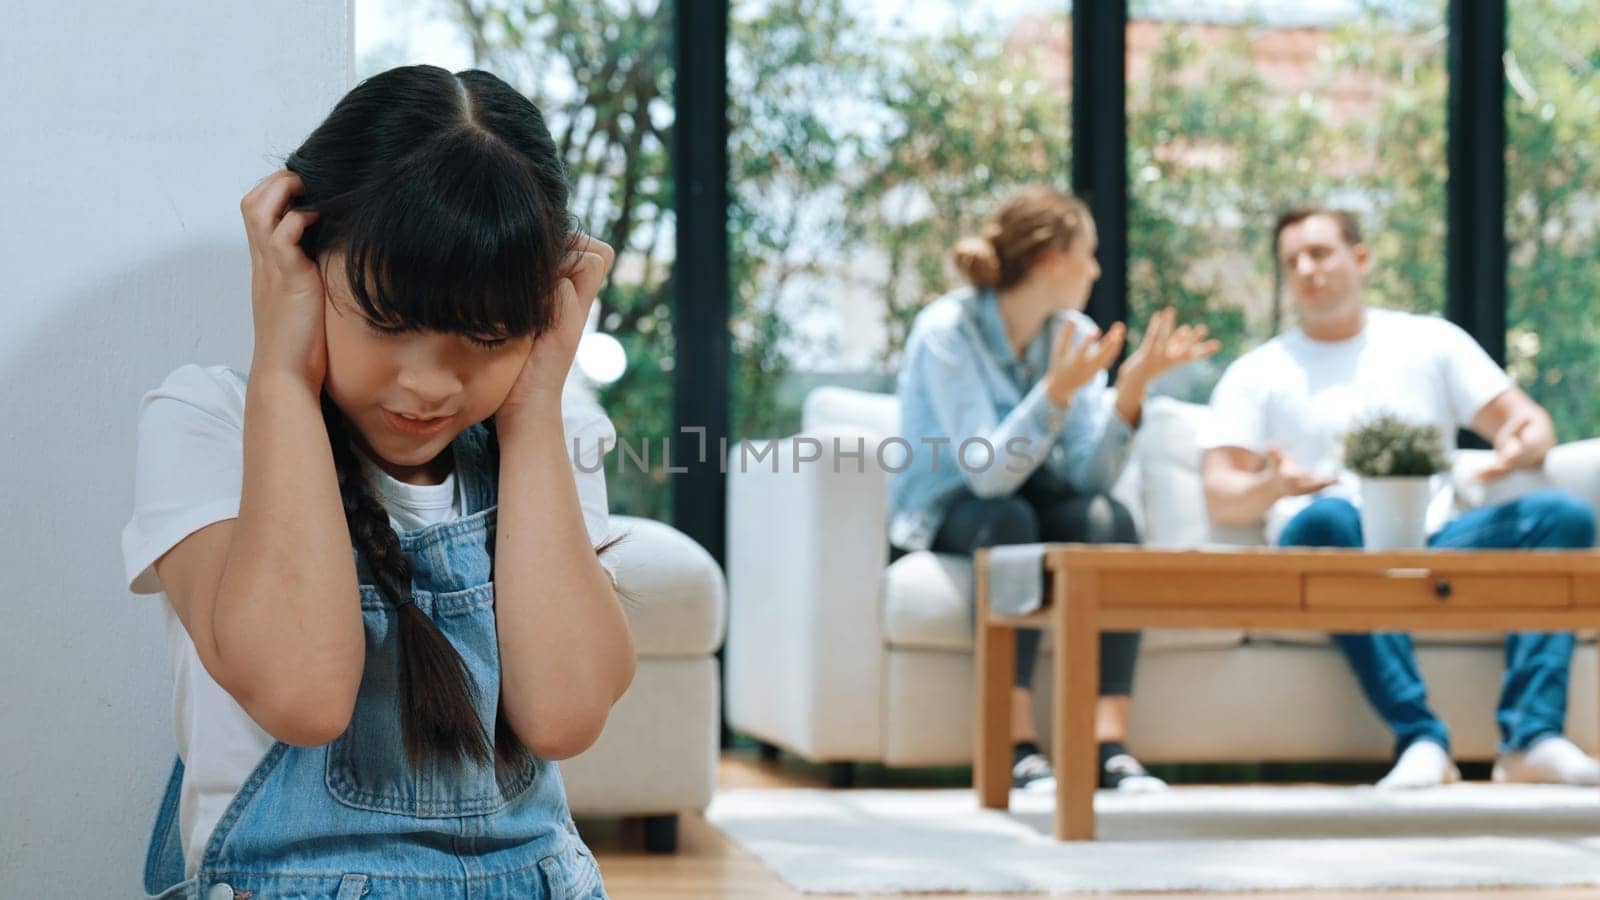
left=927, top=474, right=1141, bottom=695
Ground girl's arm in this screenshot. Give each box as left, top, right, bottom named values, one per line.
left=157, top=172, right=364, bottom=747
left=493, top=403, right=636, bottom=760
left=489, top=236, right=633, bottom=760
left=156, top=371, right=364, bottom=747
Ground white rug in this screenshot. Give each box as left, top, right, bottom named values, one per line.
left=706, top=784, right=1600, bottom=894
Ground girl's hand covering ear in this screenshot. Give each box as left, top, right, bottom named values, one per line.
left=243, top=171, right=328, bottom=390
left=495, top=234, right=615, bottom=437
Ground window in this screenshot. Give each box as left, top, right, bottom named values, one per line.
left=728, top=2, right=1072, bottom=440
left=1507, top=0, right=1600, bottom=441
left=1127, top=1, right=1447, bottom=398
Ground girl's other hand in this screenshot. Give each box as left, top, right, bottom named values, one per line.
left=495, top=234, right=616, bottom=437
left=243, top=171, right=327, bottom=390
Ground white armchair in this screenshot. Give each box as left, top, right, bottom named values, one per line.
left=562, top=515, right=726, bottom=851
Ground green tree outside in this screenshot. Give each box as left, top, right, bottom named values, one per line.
left=1507, top=0, right=1600, bottom=444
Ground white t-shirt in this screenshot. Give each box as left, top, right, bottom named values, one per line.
left=1198, top=307, right=1512, bottom=544
left=120, top=364, right=619, bottom=876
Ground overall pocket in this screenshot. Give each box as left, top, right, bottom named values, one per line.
left=538, top=841, right=606, bottom=899
left=325, top=584, right=537, bottom=817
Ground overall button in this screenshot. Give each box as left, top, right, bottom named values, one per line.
left=206, top=884, right=235, bottom=900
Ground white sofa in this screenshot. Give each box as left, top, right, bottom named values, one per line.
left=725, top=387, right=1600, bottom=781
left=561, top=514, right=725, bottom=851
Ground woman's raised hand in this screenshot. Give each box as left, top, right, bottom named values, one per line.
left=242, top=171, right=327, bottom=389
left=1119, top=306, right=1222, bottom=390
left=1045, top=319, right=1126, bottom=408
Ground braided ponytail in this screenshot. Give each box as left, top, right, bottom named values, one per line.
left=321, top=391, right=530, bottom=776
left=476, top=413, right=537, bottom=775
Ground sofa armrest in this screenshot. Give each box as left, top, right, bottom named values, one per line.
left=1544, top=439, right=1600, bottom=511
left=1128, top=397, right=1269, bottom=548
left=724, top=426, right=890, bottom=760
left=1453, top=439, right=1600, bottom=512
left=605, top=515, right=726, bottom=657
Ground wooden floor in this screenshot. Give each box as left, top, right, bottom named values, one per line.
left=582, top=749, right=1600, bottom=900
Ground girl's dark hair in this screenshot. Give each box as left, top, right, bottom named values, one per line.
left=290, top=65, right=572, bottom=339
left=285, top=65, right=577, bottom=774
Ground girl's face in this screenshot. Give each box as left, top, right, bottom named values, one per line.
left=320, top=253, right=534, bottom=485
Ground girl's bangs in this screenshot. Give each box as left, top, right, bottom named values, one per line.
left=340, top=133, right=570, bottom=339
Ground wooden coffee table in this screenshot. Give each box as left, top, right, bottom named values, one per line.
left=973, top=544, right=1600, bottom=840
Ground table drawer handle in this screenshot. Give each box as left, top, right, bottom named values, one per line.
left=1434, top=579, right=1453, bottom=600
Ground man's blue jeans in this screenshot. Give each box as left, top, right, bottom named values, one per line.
left=1278, top=490, right=1596, bottom=756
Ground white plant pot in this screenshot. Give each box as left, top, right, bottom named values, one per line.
left=1359, top=476, right=1433, bottom=550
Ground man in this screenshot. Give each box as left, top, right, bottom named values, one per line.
left=1199, top=206, right=1599, bottom=789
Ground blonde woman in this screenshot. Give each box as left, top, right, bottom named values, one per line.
left=889, top=185, right=1216, bottom=791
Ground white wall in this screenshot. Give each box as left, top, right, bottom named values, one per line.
left=0, top=2, right=350, bottom=892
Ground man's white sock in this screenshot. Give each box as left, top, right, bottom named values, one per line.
left=1376, top=740, right=1459, bottom=790
left=1493, top=735, right=1600, bottom=786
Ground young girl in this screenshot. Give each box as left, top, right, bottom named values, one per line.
left=122, top=65, right=633, bottom=899
left=889, top=185, right=1217, bottom=793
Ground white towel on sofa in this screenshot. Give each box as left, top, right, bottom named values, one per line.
left=985, top=542, right=1048, bottom=618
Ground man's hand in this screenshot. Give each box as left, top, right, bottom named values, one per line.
left=1266, top=444, right=1339, bottom=497
left=1469, top=388, right=1555, bottom=483
left=1474, top=412, right=1537, bottom=483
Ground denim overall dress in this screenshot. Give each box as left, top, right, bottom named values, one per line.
left=142, top=423, right=606, bottom=899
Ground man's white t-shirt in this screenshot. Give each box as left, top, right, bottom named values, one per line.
left=120, top=364, right=619, bottom=877
left=1198, top=307, right=1512, bottom=544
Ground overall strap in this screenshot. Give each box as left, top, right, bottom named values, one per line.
left=143, top=756, right=187, bottom=894
left=453, top=423, right=499, bottom=515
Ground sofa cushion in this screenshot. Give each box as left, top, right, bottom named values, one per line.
left=881, top=550, right=1246, bottom=653
left=608, top=515, right=727, bottom=657
left=882, top=551, right=973, bottom=650
left=1543, top=438, right=1600, bottom=511
left=1129, top=397, right=1268, bottom=548
left=803, top=385, right=899, bottom=438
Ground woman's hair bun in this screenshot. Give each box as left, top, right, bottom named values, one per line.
left=951, top=236, right=1001, bottom=288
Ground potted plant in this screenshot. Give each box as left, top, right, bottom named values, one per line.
left=1342, top=414, right=1451, bottom=550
